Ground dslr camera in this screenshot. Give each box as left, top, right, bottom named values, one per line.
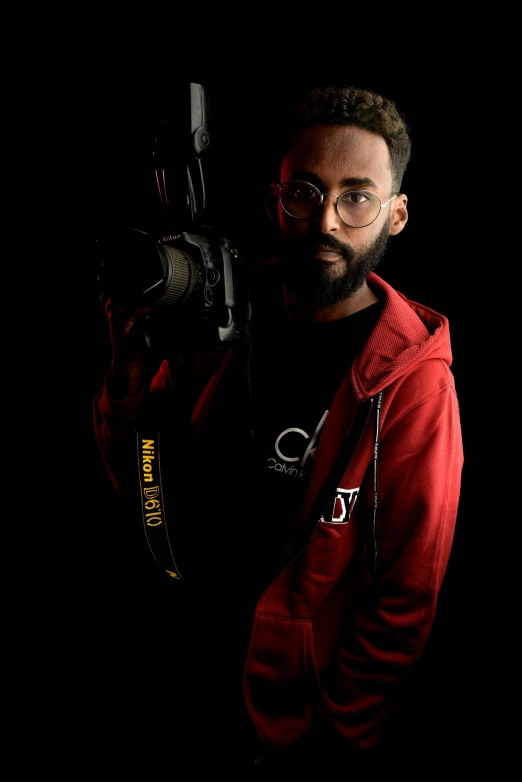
left=97, top=83, right=251, bottom=357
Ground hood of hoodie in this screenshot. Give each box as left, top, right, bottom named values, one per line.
left=352, top=272, right=453, bottom=401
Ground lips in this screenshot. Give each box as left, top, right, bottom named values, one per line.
left=313, top=245, right=342, bottom=259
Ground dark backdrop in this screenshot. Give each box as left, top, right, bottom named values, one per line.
left=61, top=58, right=486, bottom=769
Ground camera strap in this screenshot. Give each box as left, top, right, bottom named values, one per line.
left=133, top=351, right=232, bottom=584
left=135, top=427, right=184, bottom=581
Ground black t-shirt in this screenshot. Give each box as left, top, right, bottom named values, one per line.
left=250, top=302, right=383, bottom=528
left=190, top=301, right=384, bottom=594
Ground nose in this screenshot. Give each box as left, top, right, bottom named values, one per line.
left=314, top=193, right=342, bottom=233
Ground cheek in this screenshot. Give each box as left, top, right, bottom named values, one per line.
left=344, top=226, right=379, bottom=252
left=278, top=208, right=309, bottom=237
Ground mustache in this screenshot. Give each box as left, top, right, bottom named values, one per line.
left=283, top=232, right=352, bottom=261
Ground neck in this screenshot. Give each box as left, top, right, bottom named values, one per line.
left=284, top=280, right=379, bottom=323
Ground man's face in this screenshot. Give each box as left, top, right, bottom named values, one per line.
left=276, top=124, right=406, bottom=310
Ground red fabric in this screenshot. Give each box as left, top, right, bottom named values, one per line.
left=93, top=269, right=464, bottom=756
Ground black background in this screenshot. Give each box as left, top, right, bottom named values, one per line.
left=46, top=42, right=494, bottom=770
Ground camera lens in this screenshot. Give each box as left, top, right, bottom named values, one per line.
left=97, top=226, right=203, bottom=309
left=154, top=243, right=202, bottom=307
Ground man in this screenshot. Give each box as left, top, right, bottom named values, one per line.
left=93, top=84, right=464, bottom=773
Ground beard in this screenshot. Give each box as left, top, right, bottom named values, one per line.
left=278, top=216, right=390, bottom=310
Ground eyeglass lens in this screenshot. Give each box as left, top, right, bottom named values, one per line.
left=279, top=182, right=382, bottom=227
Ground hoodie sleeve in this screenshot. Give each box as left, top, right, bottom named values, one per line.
left=92, top=361, right=173, bottom=498
left=320, top=359, right=464, bottom=751
left=92, top=350, right=231, bottom=497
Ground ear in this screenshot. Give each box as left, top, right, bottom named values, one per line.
left=265, top=186, right=279, bottom=222
left=389, top=193, right=408, bottom=236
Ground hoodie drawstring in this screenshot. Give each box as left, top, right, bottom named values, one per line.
left=370, top=390, right=383, bottom=604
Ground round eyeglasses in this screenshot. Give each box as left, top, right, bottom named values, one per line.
left=275, top=179, right=397, bottom=228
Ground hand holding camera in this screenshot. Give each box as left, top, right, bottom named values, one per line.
left=101, top=292, right=153, bottom=398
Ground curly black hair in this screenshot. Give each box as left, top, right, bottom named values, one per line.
left=281, top=84, right=412, bottom=192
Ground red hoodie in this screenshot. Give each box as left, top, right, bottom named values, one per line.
left=93, top=268, right=464, bottom=758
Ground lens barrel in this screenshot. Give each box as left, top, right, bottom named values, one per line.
left=97, top=226, right=203, bottom=309
left=154, top=243, right=202, bottom=308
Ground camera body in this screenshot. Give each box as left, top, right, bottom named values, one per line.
left=97, top=83, right=251, bottom=357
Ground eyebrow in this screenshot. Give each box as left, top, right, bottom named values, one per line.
left=290, top=170, right=378, bottom=189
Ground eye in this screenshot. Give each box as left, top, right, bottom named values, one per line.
left=288, top=183, right=318, bottom=201
left=342, top=190, right=371, bottom=205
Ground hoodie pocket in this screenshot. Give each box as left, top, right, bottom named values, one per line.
left=243, top=613, right=321, bottom=751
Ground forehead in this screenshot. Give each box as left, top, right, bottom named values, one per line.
left=280, top=124, right=392, bottom=189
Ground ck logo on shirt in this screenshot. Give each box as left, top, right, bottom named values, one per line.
left=267, top=410, right=329, bottom=480
left=320, top=487, right=360, bottom=524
